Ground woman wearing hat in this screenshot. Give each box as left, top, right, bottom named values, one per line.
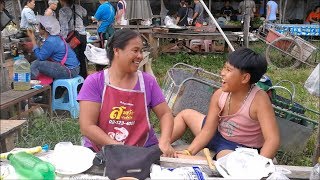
left=45, top=0, right=59, bottom=17
left=27, top=16, right=80, bottom=83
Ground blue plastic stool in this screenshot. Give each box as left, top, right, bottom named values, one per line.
left=52, top=75, right=84, bottom=118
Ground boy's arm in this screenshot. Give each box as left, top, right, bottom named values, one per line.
left=187, top=89, right=222, bottom=155
left=254, top=91, right=280, bottom=159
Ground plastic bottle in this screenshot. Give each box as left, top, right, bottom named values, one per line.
left=13, top=55, right=31, bottom=91
left=310, top=157, right=320, bottom=180
left=0, top=144, right=49, bottom=160
left=7, top=151, right=55, bottom=180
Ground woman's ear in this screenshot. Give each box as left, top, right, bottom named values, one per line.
left=241, top=73, right=251, bottom=84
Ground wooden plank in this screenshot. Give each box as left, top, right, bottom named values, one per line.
left=0, top=120, right=27, bottom=138
left=0, top=119, right=27, bottom=153
left=0, top=85, right=51, bottom=109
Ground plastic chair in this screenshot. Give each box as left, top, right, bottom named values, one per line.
left=52, top=75, right=84, bottom=118
left=189, top=39, right=212, bottom=52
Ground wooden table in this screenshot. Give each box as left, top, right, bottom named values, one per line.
left=0, top=85, right=52, bottom=119
left=0, top=120, right=27, bottom=153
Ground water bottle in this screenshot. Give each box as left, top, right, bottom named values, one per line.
left=13, top=55, right=31, bottom=91
left=7, top=151, right=55, bottom=180
left=310, top=157, right=320, bottom=180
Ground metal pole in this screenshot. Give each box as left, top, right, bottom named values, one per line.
left=283, top=0, right=288, bottom=23
left=199, top=0, right=235, bottom=51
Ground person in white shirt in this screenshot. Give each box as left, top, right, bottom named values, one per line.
left=115, top=0, right=128, bottom=25
left=266, top=0, right=278, bottom=23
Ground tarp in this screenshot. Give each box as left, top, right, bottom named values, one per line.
left=125, top=0, right=153, bottom=20
left=283, top=0, right=320, bottom=21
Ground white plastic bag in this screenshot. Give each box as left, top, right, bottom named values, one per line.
left=304, top=63, right=320, bottom=97
left=84, top=44, right=109, bottom=65
left=215, top=148, right=275, bottom=179
left=266, top=167, right=291, bottom=180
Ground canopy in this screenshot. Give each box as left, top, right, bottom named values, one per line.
left=125, top=0, right=153, bottom=20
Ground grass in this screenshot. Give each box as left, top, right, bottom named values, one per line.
left=15, top=41, right=319, bottom=166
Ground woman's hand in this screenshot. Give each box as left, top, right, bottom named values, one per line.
left=159, top=141, right=177, bottom=158
left=26, top=29, right=35, bottom=39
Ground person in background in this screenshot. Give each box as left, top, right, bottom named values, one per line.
left=238, top=0, right=256, bottom=20
left=176, top=0, right=189, bottom=26
left=266, top=0, right=278, bottom=23
left=45, top=0, right=59, bottom=17
left=92, top=0, right=115, bottom=48
left=115, top=0, right=128, bottom=25
left=220, top=0, right=234, bottom=21
left=20, top=0, right=38, bottom=30
left=27, top=16, right=80, bottom=81
left=305, top=6, right=320, bottom=24
left=191, top=0, right=204, bottom=26
left=78, top=29, right=176, bottom=157
left=171, top=48, right=280, bottom=160
left=59, top=0, right=88, bottom=78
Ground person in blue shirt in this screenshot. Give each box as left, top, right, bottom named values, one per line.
left=92, top=0, right=115, bottom=48
left=27, top=16, right=80, bottom=80
left=266, top=0, right=278, bottom=23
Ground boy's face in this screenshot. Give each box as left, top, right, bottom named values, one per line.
left=220, top=62, right=250, bottom=92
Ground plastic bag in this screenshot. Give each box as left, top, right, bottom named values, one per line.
left=304, top=63, right=320, bottom=97
left=266, top=167, right=291, bottom=180
left=84, top=44, right=109, bottom=65
left=215, top=148, right=275, bottom=179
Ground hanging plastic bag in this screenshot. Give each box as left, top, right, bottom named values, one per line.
left=304, top=63, right=320, bottom=97
left=84, top=44, right=109, bottom=65
left=215, top=147, right=275, bottom=179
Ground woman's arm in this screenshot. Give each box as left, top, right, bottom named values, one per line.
left=254, top=91, right=280, bottom=158
left=186, top=89, right=222, bottom=155
left=25, top=9, right=37, bottom=25
left=153, top=102, right=176, bottom=157
left=79, top=101, right=121, bottom=146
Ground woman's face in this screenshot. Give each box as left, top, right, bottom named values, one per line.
left=50, top=3, right=58, bottom=10
left=115, top=37, right=144, bottom=73
left=27, top=0, right=36, bottom=9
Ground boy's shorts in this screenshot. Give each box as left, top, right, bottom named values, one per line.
left=202, top=117, right=261, bottom=159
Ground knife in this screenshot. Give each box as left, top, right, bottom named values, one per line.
left=203, top=148, right=216, bottom=171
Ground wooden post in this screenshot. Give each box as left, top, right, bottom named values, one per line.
left=279, top=0, right=282, bottom=23
left=243, top=2, right=251, bottom=48
left=313, top=125, right=320, bottom=165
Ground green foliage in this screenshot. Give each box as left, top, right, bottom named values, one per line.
left=17, top=115, right=81, bottom=150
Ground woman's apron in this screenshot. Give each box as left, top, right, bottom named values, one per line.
left=92, top=70, right=151, bottom=152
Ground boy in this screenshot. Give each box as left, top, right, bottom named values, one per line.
left=171, top=48, right=280, bottom=159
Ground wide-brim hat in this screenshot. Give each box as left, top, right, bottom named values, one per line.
left=37, top=15, right=60, bottom=35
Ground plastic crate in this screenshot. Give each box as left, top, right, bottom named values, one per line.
left=162, top=63, right=221, bottom=115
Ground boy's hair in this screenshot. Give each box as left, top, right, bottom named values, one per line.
left=227, top=48, right=267, bottom=84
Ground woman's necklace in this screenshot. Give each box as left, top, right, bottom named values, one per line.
left=227, top=85, right=254, bottom=115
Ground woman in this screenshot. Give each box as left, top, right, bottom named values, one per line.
left=20, top=0, right=38, bottom=30
left=59, top=0, right=88, bottom=78
left=27, top=16, right=80, bottom=81
left=92, top=0, right=115, bottom=48
left=115, top=0, right=128, bottom=25
left=77, top=29, right=176, bottom=157
left=306, top=6, right=320, bottom=24
left=44, top=0, right=59, bottom=17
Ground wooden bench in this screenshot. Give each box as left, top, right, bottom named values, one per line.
left=0, top=85, right=52, bottom=119
left=0, top=120, right=27, bottom=153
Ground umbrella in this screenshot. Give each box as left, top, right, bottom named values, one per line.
left=125, top=0, right=153, bottom=23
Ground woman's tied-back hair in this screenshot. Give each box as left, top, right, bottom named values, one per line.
left=22, top=0, right=33, bottom=6
left=106, top=29, right=141, bottom=64
left=227, top=47, right=267, bottom=84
